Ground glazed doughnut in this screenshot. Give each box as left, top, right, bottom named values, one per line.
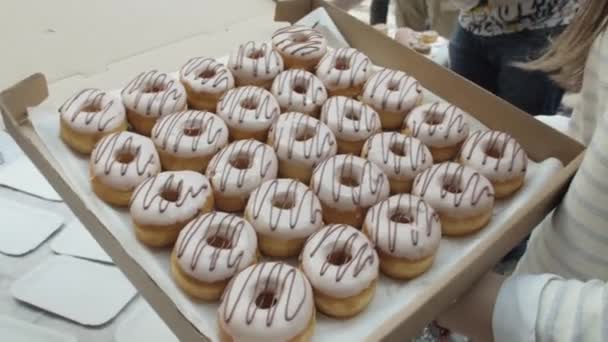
left=151, top=110, right=229, bottom=172
left=320, top=96, right=381, bottom=154
left=300, top=224, right=379, bottom=318
left=172, top=212, right=258, bottom=301
left=179, top=57, right=235, bottom=111
left=459, top=130, right=528, bottom=198
left=310, top=154, right=389, bottom=228
left=403, top=102, right=470, bottom=162
left=129, top=171, right=214, bottom=247
left=121, top=70, right=187, bottom=136
left=271, top=69, right=328, bottom=116
left=59, top=88, right=128, bottom=154
left=90, top=131, right=161, bottom=207
left=227, top=41, right=284, bottom=89
left=267, top=112, right=337, bottom=183
left=363, top=194, right=441, bottom=279
left=218, top=262, right=315, bottom=342
left=244, top=179, right=323, bottom=257
left=216, top=86, right=280, bottom=142
left=361, top=132, right=433, bottom=194
left=361, top=69, right=423, bottom=130
left=412, top=162, right=495, bottom=236
left=206, top=139, right=278, bottom=212
left=316, top=47, right=373, bottom=97
left=272, top=24, right=328, bottom=71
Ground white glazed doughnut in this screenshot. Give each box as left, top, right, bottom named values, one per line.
left=362, top=133, right=433, bottom=193
left=90, top=131, right=161, bottom=192
left=219, top=262, right=315, bottom=341
left=272, top=24, right=327, bottom=69
left=129, top=171, right=212, bottom=226
left=180, top=57, right=235, bottom=96
left=301, top=224, right=379, bottom=298
left=216, top=86, right=280, bottom=141
left=364, top=194, right=441, bottom=261
left=459, top=130, right=528, bottom=183
left=412, top=162, right=494, bottom=235
left=320, top=96, right=381, bottom=154
left=245, top=179, right=323, bottom=239
left=206, top=139, right=278, bottom=211
left=174, top=212, right=257, bottom=283
left=361, top=68, right=422, bottom=116
left=271, top=69, right=328, bottom=116
left=227, top=41, right=284, bottom=87
left=268, top=112, right=337, bottom=183
left=151, top=110, right=229, bottom=171
left=122, top=71, right=186, bottom=118
left=315, top=48, right=373, bottom=96
left=60, top=88, right=126, bottom=135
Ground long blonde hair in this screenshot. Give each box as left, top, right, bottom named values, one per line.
left=525, top=1, right=608, bottom=92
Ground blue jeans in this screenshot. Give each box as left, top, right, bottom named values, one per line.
left=449, top=25, right=565, bottom=116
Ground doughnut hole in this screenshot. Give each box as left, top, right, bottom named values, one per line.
left=294, top=124, right=316, bottom=142
left=183, top=118, right=206, bottom=137
left=442, top=180, right=463, bottom=194
left=344, top=109, right=361, bottom=122
left=425, top=112, right=444, bottom=125
left=327, top=248, right=352, bottom=265
left=272, top=191, right=296, bottom=210
left=161, top=187, right=180, bottom=202
left=390, top=211, right=413, bottom=224
left=240, top=97, right=259, bottom=110
left=486, top=144, right=504, bottom=159
left=387, top=79, right=400, bottom=92
left=206, top=232, right=233, bottom=249
left=80, top=103, right=101, bottom=113
left=248, top=49, right=266, bottom=60
left=389, top=141, right=407, bottom=157
left=292, top=77, right=310, bottom=95
left=334, top=56, right=351, bottom=70
left=290, top=32, right=309, bottom=44
left=255, top=290, right=278, bottom=309
left=339, top=167, right=361, bottom=188
left=142, top=82, right=167, bottom=93
left=115, top=149, right=136, bottom=164
left=197, top=68, right=216, bottom=79
left=229, top=152, right=252, bottom=170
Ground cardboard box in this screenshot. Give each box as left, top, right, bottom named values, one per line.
left=0, top=0, right=585, bottom=340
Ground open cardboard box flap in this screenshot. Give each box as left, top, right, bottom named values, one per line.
left=0, top=1, right=585, bottom=341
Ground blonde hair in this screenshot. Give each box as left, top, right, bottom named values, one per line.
left=524, top=1, right=608, bottom=92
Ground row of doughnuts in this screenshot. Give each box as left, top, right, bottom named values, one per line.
left=57, top=23, right=529, bottom=342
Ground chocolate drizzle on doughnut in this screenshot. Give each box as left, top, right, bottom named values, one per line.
left=177, top=212, right=249, bottom=272
left=229, top=41, right=282, bottom=78
left=414, top=163, right=494, bottom=207
left=249, top=179, right=322, bottom=231
left=307, top=225, right=375, bottom=281
left=208, top=140, right=276, bottom=192
left=218, top=87, right=280, bottom=123
left=272, top=25, right=325, bottom=57
left=152, top=111, right=226, bottom=153
left=410, top=102, right=468, bottom=140
left=122, top=70, right=184, bottom=116
left=317, top=48, right=371, bottom=87
left=367, top=133, right=430, bottom=174
left=129, top=173, right=208, bottom=212
left=364, top=69, right=421, bottom=111
left=60, top=89, right=120, bottom=131
left=273, top=70, right=326, bottom=108
left=92, top=133, right=157, bottom=177
left=271, top=113, right=335, bottom=162
left=367, top=195, right=439, bottom=251
left=322, top=97, right=380, bottom=135
left=312, top=155, right=387, bottom=206
left=221, top=262, right=308, bottom=326
left=460, top=131, right=527, bottom=173
left=181, top=57, right=233, bottom=90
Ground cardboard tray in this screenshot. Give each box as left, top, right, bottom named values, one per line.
left=0, top=0, right=585, bottom=340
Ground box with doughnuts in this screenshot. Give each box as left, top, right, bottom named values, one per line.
left=0, top=1, right=585, bottom=341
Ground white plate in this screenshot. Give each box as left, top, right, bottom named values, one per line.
left=114, top=299, right=178, bottom=342
left=0, top=198, right=64, bottom=256
left=0, top=315, right=77, bottom=342
left=11, top=255, right=137, bottom=326
left=0, top=155, right=62, bottom=201
left=51, top=220, right=113, bottom=264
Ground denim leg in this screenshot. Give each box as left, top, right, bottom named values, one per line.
left=449, top=25, right=499, bottom=94
left=491, top=28, right=565, bottom=116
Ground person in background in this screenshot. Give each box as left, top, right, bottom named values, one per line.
left=436, top=1, right=608, bottom=340
left=449, top=0, right=580, bottom=116
left=370, top=0, right=459, bottom=38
